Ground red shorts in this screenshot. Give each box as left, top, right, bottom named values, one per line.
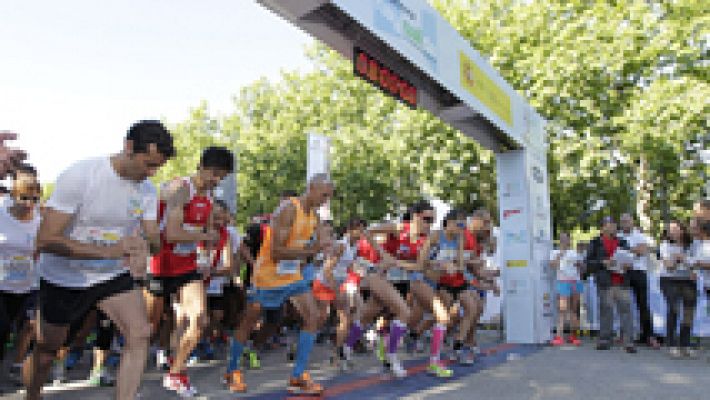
left=313, top=272, right=362, bottom=302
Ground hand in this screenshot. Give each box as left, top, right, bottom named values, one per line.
left=0, top=132, right=26, bottom=178
left=202, top=230, right=221, bottom=245
left=493, top=285, right=501, bottom=296
left=121, top=235, right=149, bottom=279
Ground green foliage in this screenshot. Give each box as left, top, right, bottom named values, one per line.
left=433, top=0, right=709, bottom=237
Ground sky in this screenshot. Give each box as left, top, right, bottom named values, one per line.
left=0, top=0, right=314, bottom=183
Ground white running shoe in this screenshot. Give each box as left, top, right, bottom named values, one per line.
left=386, top=353, right=407, bottom=378
left=163, top=372, right=197, bottom=398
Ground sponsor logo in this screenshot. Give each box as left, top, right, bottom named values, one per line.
left=532, top=166, right=544, bottom=184
left=503, top=209, right=522, bottom=219
left=506, top=260, right=528, bottom=268
left=504, top=230, right=528, bottom=244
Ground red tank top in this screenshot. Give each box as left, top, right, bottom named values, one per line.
left=151, top=179, right=212, bottom=277
left=386, top=222, right=427, bottom=261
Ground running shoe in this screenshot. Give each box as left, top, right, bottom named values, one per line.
left=567, top=335, right=582, bottom=346
left=163, top=372, right=197, bottom=397
left=385, top=353, right=407, bottom=378
left=51, top=360, right=67, bottom=386
left=668, top=347, right=683, bottom=359
left=550, top=336, right=565, bottom=346
left=64, top=348, right=83, bottom=370
left=287, top=372, right=323, bottom=395
left=156, top=350, right=171, bottom=371
left=224, top=370, right=247, bottom=393
left=8, top=363, right=22, bottom=380
left=427, top=361, right=453, bottom=378
left=248, top=350, right=261, bottom=369
left=457, top=349, right=476, bottom=365
left=88, top=368, right=116, bottom=387
left=684, top=347, right=700, bottom=359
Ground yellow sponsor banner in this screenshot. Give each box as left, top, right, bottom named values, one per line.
left=506, top=260, right=528, bottom=268
left=459, top=51, right=513, bottom=127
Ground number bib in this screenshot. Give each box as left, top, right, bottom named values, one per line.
left=173, top=224, right=202, bottom=255
left=387, top=267, right=407, bottom=282
left=0, top=255, right=33, bottom=282
left=276, top=260, right=301, bottom=275
left=69, top=227, right=123, bottom=270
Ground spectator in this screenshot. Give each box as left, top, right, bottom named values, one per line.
left=586, top=216, right=637, bottom=353
left=549, top=232, right=583, bottom=346
left=659, top=220, right=697, bottom=358
left=618, top=213, right=658, bottom=348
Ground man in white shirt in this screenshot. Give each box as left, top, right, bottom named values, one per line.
left=24, top=121, right=174, bottom=400
left=618, top=213, right=657, bottom=347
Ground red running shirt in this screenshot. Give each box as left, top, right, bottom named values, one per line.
left=151, top=178, right=213, bottom=277
left=601, top=236, right=624, bottom=285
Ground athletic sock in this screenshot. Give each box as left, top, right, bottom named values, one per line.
left=345, top=321, right=363, bottom=350
left=387, top=320, right=407, bottom=354
left=227, top=339, right=244, bottom=373
left=292, top=331, right=316, bottom=378
left=430, top=324, right=446, bottom=364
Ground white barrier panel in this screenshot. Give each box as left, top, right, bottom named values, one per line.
left=582, top=274, right=710, bottom=337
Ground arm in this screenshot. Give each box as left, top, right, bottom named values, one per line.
left=361, top=230, right=398, bottom=270
left=140, top=220, right=161, bottom=255
left=270, top=202, right=320, bottom=262
left=37, top=209, right=124, bottom=259
left=163, top=185, right=217, bottom=244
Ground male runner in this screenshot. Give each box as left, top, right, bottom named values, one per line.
left=225, top=174, right=333, bottom=395
left=147, top=146, right=233, bottom=396
left=25, top=120, right=173, bottom=400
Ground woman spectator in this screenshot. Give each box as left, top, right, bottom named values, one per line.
left=550, top=232, right=583, bottom=346
left=659, top=220, right=697, bottom=358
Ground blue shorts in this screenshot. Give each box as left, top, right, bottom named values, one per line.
left=556, top=281, right=583, bottom=297
left=301, top=263, right=316, bottom=283
left=410, top=272, right=438, bottom=290
left=248, top=279, right=312, bottom=310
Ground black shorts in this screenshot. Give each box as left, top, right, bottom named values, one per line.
left=147, top=271, right=202, bottom=298
left=392, top=281, right=410, bottom=297
left=207, top=295, right=225, bottom=310
left=439, top=285, right=467, bottom=299
left=40, top=273, right=136, bottom=326
left=0, top=291, right=35, bottom=328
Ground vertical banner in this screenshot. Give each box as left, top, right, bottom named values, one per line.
left=307, top=133, right=332, bottom=220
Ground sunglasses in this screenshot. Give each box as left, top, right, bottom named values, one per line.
left=422, top=216, right=434, bottom=224
left=456, top=222, right=466, bottom=229
left=19, top=195, right=40, bottom=202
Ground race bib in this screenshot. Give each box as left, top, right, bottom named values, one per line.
left=69, top=227, right=124, bottom=270
left=276, top=260, right=301, bottom=275
left=437, top=249, right=457, bottom=262
left=173, top=224, right=201, bottom=255
left=387, top=267, right=407, bottom=282
left=0, top=255, right=33, bottom=282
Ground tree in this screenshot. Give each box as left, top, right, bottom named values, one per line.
left=433, top=0, right=708, bottom=236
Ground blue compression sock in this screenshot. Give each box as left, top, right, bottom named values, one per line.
left=292, top=331, right=316, bottom=378
left=228, top=339, right=245, bottom=373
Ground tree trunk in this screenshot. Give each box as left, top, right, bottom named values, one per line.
left=636, top=155, right=652, bottom=233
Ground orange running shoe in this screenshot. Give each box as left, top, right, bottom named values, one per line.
left=225, top=370, right=247, bottom=393
left=287, top=372, right=324, bottom=395
left=550, top=336, right=565, bottom=346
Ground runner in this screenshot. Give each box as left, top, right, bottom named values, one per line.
left=431, top=209, right=479, bottom=365
left=202, top=200, right=234, bottom=360
left=462, top=209, right=500, bottom=357
left=357, top=225, right=410, bottom=378
left=312, top=218, right=366, bottom=372
left=549, top=232, right=583, bottom=346
left=368, top=201, right=452, bottom=378
left=25, top=120, right=173, bottom=400
left=0, top=169, right=41, bottom=375
left=146, top=146, right=233, bottom=397
left=225, top=174, right=333, bottom=395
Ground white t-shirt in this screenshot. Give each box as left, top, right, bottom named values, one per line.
left=618, top=229, right=654, bottom=271
left=38, top=157, right=158, bottom=288
left=689, top=239, right=710, bottom=287
left=659, top=241, right=692, bottom=279
left=550, top=249, right=580, bottom=282
left=0, top=207, right=41, bottom=293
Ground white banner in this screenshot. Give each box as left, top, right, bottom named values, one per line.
left=307, top=133, right=332, bottom=220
